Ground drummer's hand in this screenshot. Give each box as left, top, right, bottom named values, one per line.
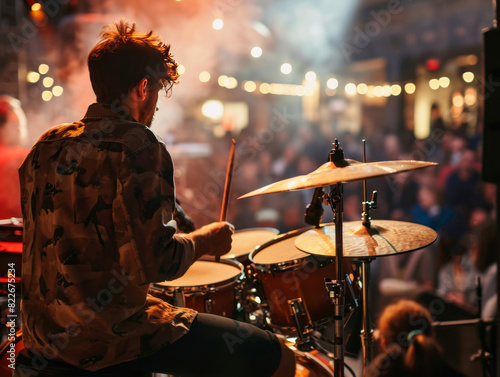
left=190, top=221, right=234, bottom=260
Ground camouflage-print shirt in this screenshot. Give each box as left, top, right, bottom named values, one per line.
left=19, top=103, right=197, bottom=371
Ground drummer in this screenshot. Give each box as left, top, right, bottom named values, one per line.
left=18, top=20, right=295, bottom=377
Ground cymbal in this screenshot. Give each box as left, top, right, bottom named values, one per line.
left=239, top=159, right=437, bottom=198
left=294, top=220, right=437, bottom=258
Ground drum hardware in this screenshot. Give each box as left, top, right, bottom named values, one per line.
left=288, top=298, right=316, bottom=352
left=174, top=290, right=185, bottom=308
left=249, top=227, right=361, bottom=338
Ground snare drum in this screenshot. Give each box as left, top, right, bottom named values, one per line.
left=250, top=227, right=360, bottom=334
left=220, top=228, right=279, bottom=264
left=151, top=259, right=244, bottom=318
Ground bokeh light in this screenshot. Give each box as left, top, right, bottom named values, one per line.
left=212, top=19, right=224, bottom=30
left=199, top=71, right=211, bottom=83
left=251, top=47, right=263, bottom=58
left=280, top=63, right=292, bottom=74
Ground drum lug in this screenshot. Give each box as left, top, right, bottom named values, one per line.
left=205, top=298, right=213, bottom=313
left=174, top=290, right=185, bottom=307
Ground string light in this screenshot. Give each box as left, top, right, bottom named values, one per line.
left=345, top=83, right=356, bottom=95
left=38, top=64, right=49, bottom=74
left=243, top=81, right=257, bottom=92
left=463, top=72, right=474, bottom=83
left=356, top=83, right=368, bottom=95
left=439, top=77, right=450, bottom=88
left=212, top=19, right=224, bottom=30
left=382, top=85, right=391, bottom=97
left=259, top=83, right=271, bottom=94
left=405, top=83, right=416, bottom=94
left=305, top=71, right=317, bottom=82
left=43, top=77, right=54, bottom=88
left=429, top=79, right=439, bottom=90
left=199, top=71, right=211, bottom=83
left=280, top=63, right=292, bottom=75
left=218, top=75, right=229, bottom=87
left=391, top=84, right=402, bottom=96
left=327, top=78, right=338, bottom=90
left=52, top=86, right=64, bottom=97
left=27, top=72, right=40, bottom=83
left=251, top=47, right=263, bottom=58
left=41, top=90, right=53, bottom=101
left=226, top=77, right=238, bottom=89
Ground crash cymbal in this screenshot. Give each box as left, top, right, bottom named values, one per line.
left=294, top=220, right=437, bottom=258
left=239, top=160, right=437, bottom=198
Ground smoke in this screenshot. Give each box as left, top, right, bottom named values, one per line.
left=22, top=0, right=261, bottom=141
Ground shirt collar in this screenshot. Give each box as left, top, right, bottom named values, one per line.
left=81, top=103, right=138, bottom=123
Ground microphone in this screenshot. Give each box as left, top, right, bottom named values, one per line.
left=304, top=187, right=325, bottom=227
left=174, top=199, right=196, bottom=233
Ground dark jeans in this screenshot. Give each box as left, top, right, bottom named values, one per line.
left=109, top=313, right=283, bottom=377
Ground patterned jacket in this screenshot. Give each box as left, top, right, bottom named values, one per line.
left=19, top=103, right=197, bottom=371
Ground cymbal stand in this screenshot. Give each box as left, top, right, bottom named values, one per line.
left=360, top=139, right=377, bottom=375
left=324, top=139, right=346, bottom=377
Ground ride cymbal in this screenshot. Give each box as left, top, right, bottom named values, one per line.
left=294, top=220, right=437, bottom=258
left=239, top=160, right=437, bottom=198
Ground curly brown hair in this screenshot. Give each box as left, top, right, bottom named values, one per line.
left=88, top=19, right=179, bottom=104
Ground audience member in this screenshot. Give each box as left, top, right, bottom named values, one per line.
left=366, top=300, right=466, bottom=377
left=0, top=95, right=29, bottom=220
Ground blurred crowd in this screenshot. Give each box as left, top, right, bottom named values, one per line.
left=172, top=102, right=497, bottom=325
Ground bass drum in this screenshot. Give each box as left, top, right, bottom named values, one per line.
left=249, top=226, right=360, bottom=335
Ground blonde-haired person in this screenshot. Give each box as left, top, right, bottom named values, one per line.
left=365, top=300, right=465, bottom=377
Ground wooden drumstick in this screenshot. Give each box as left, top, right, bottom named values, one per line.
left=216, top=139, right=236, bottom=262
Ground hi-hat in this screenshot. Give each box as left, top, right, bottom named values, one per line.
left=239, top=159, right=437, bottom=198
left=294, top=220, right=437, bottom=258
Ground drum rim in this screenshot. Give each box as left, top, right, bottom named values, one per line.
left=295, top=349, right=334, bottom=377
left=152, top=258, right=244, bottom=292
left=233, top=227, right=279, bottom=235
left=249, top=227, right=333, bottom=272
left=221, top=227, right=279, bottom=260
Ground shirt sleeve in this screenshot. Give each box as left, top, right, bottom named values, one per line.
left=116, top=140, right=195, bottom=284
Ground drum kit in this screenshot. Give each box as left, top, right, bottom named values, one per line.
left=152, top=139, right=438, bottom=377
left=0, top=139, right=439, bottom=377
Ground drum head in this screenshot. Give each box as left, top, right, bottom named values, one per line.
left=221, top=228, right=279, bottom=259
left=155, top=260, right=242, bottom=288
left=250, top=228, right=314, bottom=266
